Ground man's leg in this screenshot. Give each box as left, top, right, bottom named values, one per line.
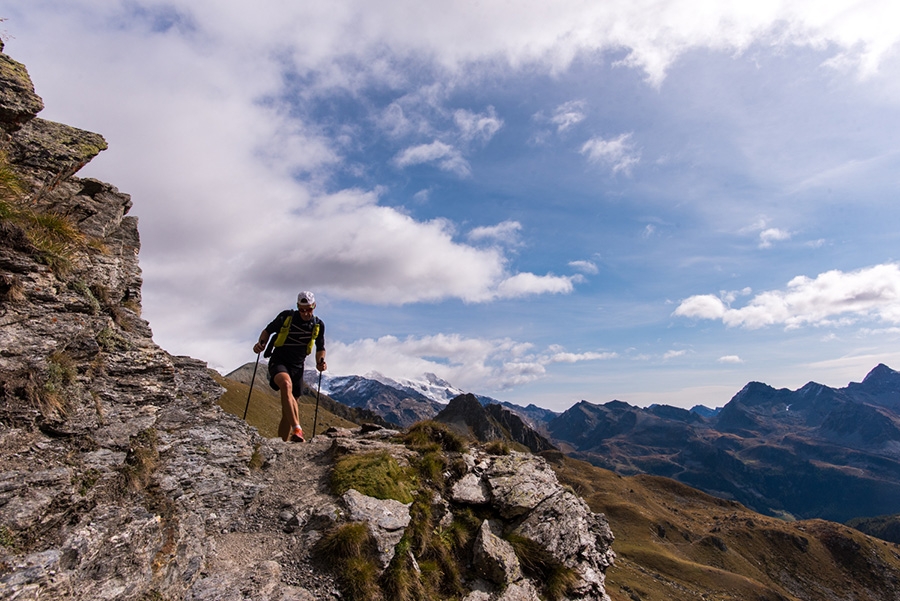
left=274, top=372, right=300, bottom=441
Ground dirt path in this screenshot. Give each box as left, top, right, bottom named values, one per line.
left=202, top=435, right=342, bottom=600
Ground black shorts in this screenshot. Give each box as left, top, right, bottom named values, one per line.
left=268, top=362, right=305, bottom=397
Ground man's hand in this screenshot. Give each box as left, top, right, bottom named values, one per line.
left=253, top=341, right=265, bottom=354
left=317, top=358, right=327, bottom=372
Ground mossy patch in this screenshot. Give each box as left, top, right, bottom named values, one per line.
left=330, top=452, right=416, bottom=504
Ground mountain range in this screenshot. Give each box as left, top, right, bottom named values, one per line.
left=271, top=363, right=900, bottom=525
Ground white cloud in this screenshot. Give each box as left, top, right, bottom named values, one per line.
left=568, top=260, right=598, bottom=274
left=548, top=350, right=617, bottom=363
left=663, top=349, right=687, bottom=360
left=454, top=106, right=503, bottom=142
left=551, top=100, right=586, bottom=132
left=759, top=227, right=792, bottom=248
left=329, top=334, right=612, bottom=391
left=468, top=220, right=522, bottom=245
left=393, top=140, right=471, bottom=176
left=580, top=133, right=640, bottom=174
left=673, top=295, right=727, bottom=321
left=494, top=272, right=580, bottom=299
left=717, top=355, right=744, bottom=364
left=11, top=0, right=900, bottom=385
left=674, top=263, right=900, bottom=329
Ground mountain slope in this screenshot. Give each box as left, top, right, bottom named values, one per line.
left=549, top=453, right=900, bottom=601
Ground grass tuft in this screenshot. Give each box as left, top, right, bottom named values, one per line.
left=314, top=523, right=384, bottom=601
left=331, top=451, right=417, bottom=504
left=403, top=420, right=469, bottom=453
left=506, top=532, right=580, bottom=601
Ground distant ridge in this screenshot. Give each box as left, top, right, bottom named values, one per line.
left=434, top=393, right=556, bottom=453
left=546, top=363, right=900, bottom=524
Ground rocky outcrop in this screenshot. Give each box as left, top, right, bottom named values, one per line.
left=451, top=450, right=615, bottom=600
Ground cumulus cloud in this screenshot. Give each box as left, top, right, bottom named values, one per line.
left=240, top=190, right=579, bottom=305
left=329, top=334, right=614, bottom=391
left=663, top=349, right=687, bottom=360
left=580, top=133, right=640, bottom=174
left=674, top=263, right=900, bottom=329
left=742, top=218, right=792, bottom=249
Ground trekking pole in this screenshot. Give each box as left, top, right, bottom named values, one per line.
left=312, top=370, right=322, bottom=440
left=242, top=351, right=261, bottom=420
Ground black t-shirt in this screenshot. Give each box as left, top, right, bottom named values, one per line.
left=264, top=310, right=325, bottom=367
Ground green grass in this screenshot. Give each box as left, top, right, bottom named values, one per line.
left=0, top=150, right=102, bottom=274
left=330, top=452, right=417, bottom=504
left=314, top=523, right=384, bottom=601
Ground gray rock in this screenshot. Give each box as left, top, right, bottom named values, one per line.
left=0, top=51, right=43, bottom=131
left=484, top=454, right=559, bottom=518
left=514, top=489, right=615, bottom=600
left=452, top=471, right=491, bottom=504
left=341, top=488, right=412, bottom=568
left=472, top=519, right=523, bottom=585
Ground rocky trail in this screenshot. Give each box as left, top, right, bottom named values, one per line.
left=194, top=435, right=342, bottom=601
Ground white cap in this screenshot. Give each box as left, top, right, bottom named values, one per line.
left=297, top=291, right=316, bottom=307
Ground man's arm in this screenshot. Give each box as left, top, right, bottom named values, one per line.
left=252, top=330, right=270, bottom=354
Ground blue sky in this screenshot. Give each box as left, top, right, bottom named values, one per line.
left=4, top=1, right=900, bottom=411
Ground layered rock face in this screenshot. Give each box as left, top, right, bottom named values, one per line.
left=0, top=42, right=263, bottom=600
left=1, top=44, right=614, bottom=600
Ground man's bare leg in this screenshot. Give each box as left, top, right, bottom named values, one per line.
left=274, top=372, right=300, bottom=441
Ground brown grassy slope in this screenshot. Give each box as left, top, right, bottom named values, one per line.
left=212, top=371, right=356, bottom=439
left=546, top=452, right=900, bottom=601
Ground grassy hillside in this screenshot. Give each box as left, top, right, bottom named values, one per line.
left=547, top=451, right=900, bottom=601
left=212, top=371, right=357, bottom=439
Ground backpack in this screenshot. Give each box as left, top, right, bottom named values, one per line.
left=264, top=311, right=320, bottom=358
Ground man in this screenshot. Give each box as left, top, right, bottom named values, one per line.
left=253, top=291, right=326, bottom=442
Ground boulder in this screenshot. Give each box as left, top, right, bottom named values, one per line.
left=472, top=519, right=523, bottom=585
left=341, top=489, right=412, bottom=568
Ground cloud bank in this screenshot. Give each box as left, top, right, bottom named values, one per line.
left=674, top=263, right=900, bottom=329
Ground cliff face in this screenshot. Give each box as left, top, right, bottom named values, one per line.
left=0, top=45, right=614, bottom=601
left=0, top=42, right=264, bottom=600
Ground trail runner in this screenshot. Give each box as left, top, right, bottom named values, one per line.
left=253, top=291, right=326, bottom=442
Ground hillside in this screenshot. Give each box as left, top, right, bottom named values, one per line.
left=549, top=453, right=900, bottom=601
